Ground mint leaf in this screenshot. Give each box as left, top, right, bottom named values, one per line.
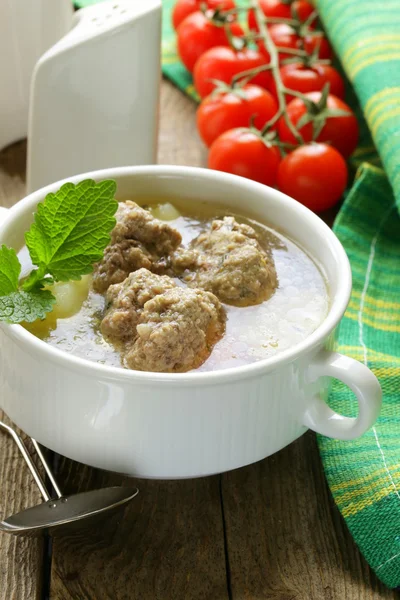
left=21, top=268, right=52, bottom=292
left=0, top=290, right=55, bottom=324
left=0, top=246, right=21, bottom=295
left=0, top=178, right=118, bottom=324
left=25, top=179, right=118, bottom=282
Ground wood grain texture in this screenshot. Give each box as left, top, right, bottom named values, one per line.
left=221, top=432, right=398, bottom=600
left=157, top=80, right=207, bottom=168
left=0, top=413, right=45, bottom=600
left=49, top=465, right=228, bottom=600
left=0, top=140, right=44, bottom=600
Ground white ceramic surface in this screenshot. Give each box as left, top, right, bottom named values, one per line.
left=27, top=0, right=161, bottom=193
left=0, top=167, right=382, bottom=479
left=0, top=0, right=73, bottom=151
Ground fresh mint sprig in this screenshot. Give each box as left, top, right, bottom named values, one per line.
left=0, top=179, right=118, bottom=324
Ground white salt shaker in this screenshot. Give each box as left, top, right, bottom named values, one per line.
left=0, top=0, right=161, bottom=191
left=27, top=0, right=162, bottom=192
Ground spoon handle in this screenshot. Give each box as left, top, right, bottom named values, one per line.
left=0, top=420, right=51, bottom=502
left=31, top=439, right=62, bottom=499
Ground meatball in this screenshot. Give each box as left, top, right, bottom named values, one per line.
left=111, top=201, right=182, bottom=254
left=93, top=201, right=182, bottom=292
left=93, top=240, right=154, bottom=293
left=101, top=268, right=176, bottom=343
left=125, top=287, right=226, bottom=373
left=173, top=216, right=277, bottom=306
left=100, top=268, right=226, bottom=373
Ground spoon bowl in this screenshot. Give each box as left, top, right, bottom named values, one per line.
left=0, top=487, right=139, bottom=537
left=0, top=417, right=139, bottom=537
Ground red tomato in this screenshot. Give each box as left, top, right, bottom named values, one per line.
left=292, top=0, right=315, bottom=22
left=270, top=62, right=345, bottom=101
left=303, top=33, right=332, bottom=60
left=208, top=128, right=281, bottom=186
left=197, top=84, right=278, bottom=147
left=277, top=143, right=348, bottom=212
left=193, top=46, right=273, bottom=99
left=278, top=92, right=359, bottom=158
left=248, top=0, right=314, bottom=31
left=177, top=12, right=244, bottom=72
left=260, top=24, right=299, bottom=63
left=173, top=0, right=236, bottom=31
left=259, top=25, right=332, bottom=63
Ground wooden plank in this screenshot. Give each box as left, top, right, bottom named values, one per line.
left=0, top=140, right=44, bottom=600
left=49, top=465, right=229, bottom=600
left=221, top=432, right=397, bottom=600
left=48, top=80, right=228, bottom=600
left=157, top=80, right=207, bottom=167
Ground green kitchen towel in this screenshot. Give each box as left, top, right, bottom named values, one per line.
left=314, top=0, right=400, bottom=590
left=321, top=164, right=400, bottom=590
left=74, top=0, right=400, bottom=588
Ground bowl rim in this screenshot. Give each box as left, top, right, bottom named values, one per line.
left=0, top=165, right=352, bottom=384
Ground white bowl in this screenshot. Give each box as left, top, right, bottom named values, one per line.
left=0, top=166, right=382, bottom=479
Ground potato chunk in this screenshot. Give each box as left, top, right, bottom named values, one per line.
left=149, top=202, right=181, bottom=222
left=51, top=275, right=91, bottom=319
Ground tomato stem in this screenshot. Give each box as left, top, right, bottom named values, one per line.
left=274, top=46, right=307, bottom=57
left=231, top=63, right=274, bottom=87
left=281, top=86, right=307, bottom=99
left=257, top=16, right=299, bottom=26
left=252, top=0, right=305, bottom=144
left=302, top=9, right=319, bottom=29
left=261, top=108, right=284, bottom=134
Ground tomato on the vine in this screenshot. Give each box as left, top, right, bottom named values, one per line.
left=277, top=143, right=348, bottom=212
left=172, top=0, right=236, bottom=31
left=194, top=46, right=273, bottom=99
left=197, top=84, right=278, bottom=147
left=177, top=11, right=244, bottom=72
left=264, top=24, right=299, bottom=62
left=259, top=25, right=332, bottom=63
left=209, top=128, right=281, bottom=186
left=270, top=62, right=345, bottom=101
left=248, top=0, right=314, bottom=31
left=303, top=32, right=332, bottom=60
left=278, top=92, right=359, bottom=158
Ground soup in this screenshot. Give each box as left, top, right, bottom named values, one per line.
left=22, top=199, right=329, bottom=373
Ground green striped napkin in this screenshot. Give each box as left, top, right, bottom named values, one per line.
left=315, top=0, right=400, bottom=590
left=74, top=0, right=400, bottom=588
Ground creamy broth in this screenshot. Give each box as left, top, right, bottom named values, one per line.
left=21, top=199, right=329, bottom=372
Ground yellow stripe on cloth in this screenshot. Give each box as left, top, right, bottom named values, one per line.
left=185, top=84, right=197, bottom=96
left=344, top=34, right=400, bottom=66
left=349, top=53, right=400, bottom=79
left=335, top=15, right=400, bottom=49
left=365, top=87, right=400, bottom=121
left=330, top=464, right=400, bottom=493
left=336, top=473, right=400, bottom=506
left=345, top=310, right=400, bottom=333
left=337, top=346, right=400, bottom=365
left=342, top=485, right=394, bottom=518
left=351, top=289, right=400, bottom=311
left=370, top=106, right=400, bottom=138
left=347, top=300, right=400, bottom=323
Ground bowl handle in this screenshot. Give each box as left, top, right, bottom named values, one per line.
left=303, top=349, right=382, bottom=440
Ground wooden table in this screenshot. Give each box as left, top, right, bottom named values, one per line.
left=0, top=80, right=396, bottom=600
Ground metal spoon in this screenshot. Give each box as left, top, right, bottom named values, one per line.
left=0, top=419, right=138, bottom=536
